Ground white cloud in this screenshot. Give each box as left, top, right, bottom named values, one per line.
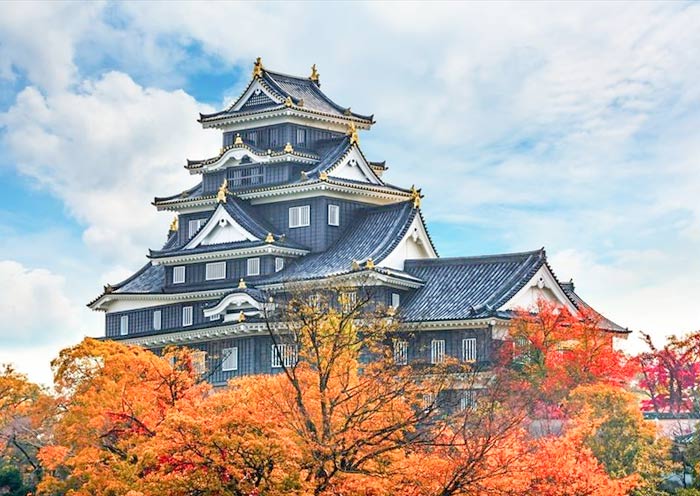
left=0, top=260, right=81, bottom=347
left=0, top=72, right=219, bottom=271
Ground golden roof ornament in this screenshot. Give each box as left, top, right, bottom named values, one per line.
left=284, top=142, right=294, bottom=153
left=347, top=122, right=359, bottom=145
left=297, top=99, right=304, bottom=107
left=169, top=216, right=179, bottom=232
left=410, top=185, right=421, bottom=209
left=309, top=64, right=320, bottom=84
left=319, top=171, right=328, bottom=181
left=103, top=284, right=114, bottom=294
left=284, top=96, right=294, bottom=107
left=265, top=232, right=275, bottom=243
left=238, top=278, right=247, bottom=289
left=365, top=258, right=375, bottom=269
left=252, top=57, right=264, bottom=77
left=351, top=260, right=361, bottom=271
left=234, top=134, right=243, bottom=145
left=238, top=311, right=246, bottom=322
left=217, top=178, right=229, bottom=203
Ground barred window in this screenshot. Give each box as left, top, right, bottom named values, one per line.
left=296, top=128, right=306, bottom=146
left=391, top=292, right=401, bottom=308
left=191, top=350, right=206, bottom=375
left=120, top=315, right=129, bottom=336
left=340, top=291, right=357, bottom=313
left=182, top=306, right=193, bottom=327
left=247, top=258, right=260, bottom=276
left=206, top=261, right=226, bottom=280
left=328, top=204, right=340, bottom=226
left=173, top=266, right=186, bottom=284
left=271, top=344, right=298, bottom=368
left=228, top=166, right=263, bottom=187
left=222, top=347, right=238, bottom=372
left=275, top=257, right=284, bottom=272
left=462, top=338, right=477, bottom=362
left=393, top=340, right=408, bottom=366
left=153, top=310, right=161, bottom=331
left=188, top=218, right=205, bottom=239
left=431, top=339, right=445, bottom=364
left=289, top=205, right=310, bottom=228
left=459, top=390, right=477, bottom=411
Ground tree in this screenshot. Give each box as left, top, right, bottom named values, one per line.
left=505, top=299, right=634, bottom=417
left=638, top=331, right=700, bottom=415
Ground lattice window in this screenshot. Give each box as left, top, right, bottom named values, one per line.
left=173, top=266, right=186, bottom=284
left=462, top=338, right=477, bottom=362
left=153, top=310, right=161, bottom=331
left=328, top=204, right=339, bottom=226
left=228, top=166, right=263, bottom=187
left=188, top=218, right=205, bottom=238
left=271, top=344, right=298, bottom=368
left=393, top=340, right=408, bottom=366
left=391, top=292, right=401, bottom=308
left=289, top=205, right=310, bottom=228
left=120, top=315, right=129, bottom=336
left=206, top=261, right=226, bottom=280
left=431, top=339, right=445, bottom=364
left=222, top=347, right=238, bottom=372
left=242, top=90, right=274, bottom=108
left=275, top=257, right=284, bottom=272
left=247, top=258, right=260, bottom=276
left=191, top=350, right=206, bottom=375
left=460, top=390, right=477, bottom=411
left=182, top=306, right=193, bottom=327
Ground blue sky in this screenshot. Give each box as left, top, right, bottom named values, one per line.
left=1, top=1, right=699, bottom=384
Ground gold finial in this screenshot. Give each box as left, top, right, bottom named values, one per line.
left=284, top=142, right=294, bottom=153
left=347, top=122, right=359, bottom=145
left=365, top=258, right=375, bottom=269
left=252, top=57, right=263, bottom=77
left=103, top=284, right=114, bottom=294
left=169, top=216, right=179, bottom=232
left=284, top=96, right=293, bottom=107
left=386, top=306, right=396, bottom=317
left=300, top=170, right=308, bottom=181
left=410, top=185, right=421, bottom=209
left=297, top=99, right=304, bottom=107
left=217, top=178, right=229, bottom=203
left=238, top=278, right=247, bottom=289
left=265, top=232, right=274, bottom=243
left=234, top=134, right=243, bottom=145
left=351, top=260, right=361, bottom=271
left=238, top=311, right=246, bottom=322
left=310, top=64, right=320, bottom=84
left=319, top=171, right=328, bottom=181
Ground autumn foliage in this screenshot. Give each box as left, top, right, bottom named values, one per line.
left=0, top=296, right=675, bottom=495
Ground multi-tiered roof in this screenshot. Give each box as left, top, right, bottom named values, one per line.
left=89, top=58, right=628, bottom=353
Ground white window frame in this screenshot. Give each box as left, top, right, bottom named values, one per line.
left=431, top=339, right=445, bottom=364
left=247, top=257, right=260, bottom=276
left=153, top=310, right=161, bottom=331
left=191, top=350, right=206, bottom=375
left=182, top=306, right=193, bottom=327
left=173, top=266, right=186, bottom=284
left=462, top=338, right=477, bottom=362
left=271, top=343, right=298, bottom=368
left=340, top=291, right=357, bottom=313
left=188, top=218, right=205, bottom=239
left=222, top=347, right=238, bottom=372
left=209, top=314, right=220, bottom=321
left=275, top=257, right=284, bottom=272
left=391, top=292, right=400, bottom=308
left=205, top=261, right=226, bottom=281
left=393, top=339, right=408, bottom=366
left=328, top=204, right=340, bottom=226
left=289, top=205, right=310, bottom=228
left=119, top=315, right=129, bottom=336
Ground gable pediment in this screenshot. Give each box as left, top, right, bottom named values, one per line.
left=500, top=265, right=577, bottom=313
left=185, top=204, right=259, bottom=248
left=328, top=147, right=382, bottom=185
left=379, top=212, right=438, bottom=270
left=232, top=80, right=282, bottom=112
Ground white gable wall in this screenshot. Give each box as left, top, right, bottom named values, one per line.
left=186, top=205, right=258, bottom=248
left=379, top=215, right=437, bottom=270
left=500, top=265, right=577, bottom=314
left=329, top=148, right=381, bottom=185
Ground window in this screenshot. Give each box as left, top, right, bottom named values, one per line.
left=308, top=294, right=321, bottom=308
left=188, top=218, right=205, bottom=238
left=340, top=291, right=357, bottom=313
left=271, top=344, right=298, bottom=368
left=289, top=205, right=310, bottom=228
left=391, top=292, right=401, bottom=308
left=328, top=204, right=339, bottom=226
left=393, top=340, right=408, bottom=366
left=247, top=257, right=260, bottom=276
left=191, top=350, right=206, bottom=375
left=422, top=393, right=435, bottom=410
left=462, top=338, right=477, bottom=362
left=275, top=257, right=284, bottom=272
left=153, top=310, right=161, bottom=331
left=270, top=128, right=280, bottom=147
left=206, top=261, right=226, bottom=280
left=182, top=306, right=193, bottom=327
left=431, top=339, right=445, bottom=364
left=222, top=347, right=238, bottom=372
left=228, top=166, right=263, bottom=187
left=296, top=127, right=306, bottom=146
left=209, top=314, right=220, bottom=321
left=460, top=390, right=477, bottom=411
left=248, top=130, right=257, bottom=146
left=173, top=266, right=186, bottom=284
left=120, top=315, right=129, bottom=336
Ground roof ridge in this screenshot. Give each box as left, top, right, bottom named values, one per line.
left=406, top=248, right=545, bottom=265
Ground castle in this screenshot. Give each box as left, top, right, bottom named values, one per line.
left=88, top=58, right=628, bottom=385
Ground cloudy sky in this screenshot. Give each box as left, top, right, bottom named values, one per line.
left=1, top=1, right=699, bottom=385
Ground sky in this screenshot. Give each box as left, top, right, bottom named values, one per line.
left=1, top=1, right=699, bottom=385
